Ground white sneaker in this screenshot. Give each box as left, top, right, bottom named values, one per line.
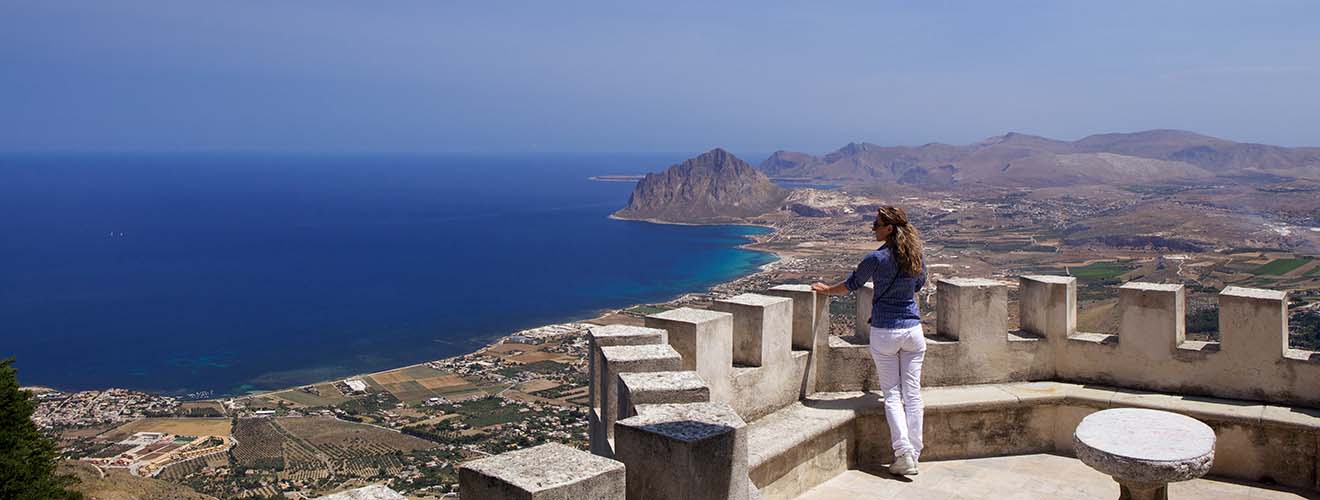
left=889, top=452, right=918, bottom=476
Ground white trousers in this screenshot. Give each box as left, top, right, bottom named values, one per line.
left=869, top=324, right=926, bottom=459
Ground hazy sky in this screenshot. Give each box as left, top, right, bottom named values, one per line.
left=2, top=1, right=1318, bottom=153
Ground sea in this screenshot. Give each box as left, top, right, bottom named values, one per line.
left=0, top=153, right=776, bottom=396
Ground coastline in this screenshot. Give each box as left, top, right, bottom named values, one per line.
left=31, top=216, right=786, bottom=402
left=245, top=216, right=784, bottom=402
left=229, top=216, right=786, bottom=402
left=608, top=212, right=778, bottom=233
left=608, top=212, right=782, bottom=270
left=587, top=175, right=645, bottom=182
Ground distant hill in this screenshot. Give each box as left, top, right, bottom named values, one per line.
left=759, top=130, right=1320, bottom=187
left=614, top=148, right=790, bottom=223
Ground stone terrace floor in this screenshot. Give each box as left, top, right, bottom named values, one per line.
left=796, top=453, right=1319, bottom=499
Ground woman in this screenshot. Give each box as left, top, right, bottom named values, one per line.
left=811, top=206, right=927, bottom=476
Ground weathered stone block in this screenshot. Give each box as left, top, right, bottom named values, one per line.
left=588, top=407, right=610, bottom=457
left=854, top=282, right=874, bottom=339
left=1020, top=275, right=1076, bottom=341
left=765, top=284, right=828, bottom=351
left=615, top=402, right=749, bottom=500
left=617, top=371, right=710, bottom=420
left=729, top=351, right=810, bottom=421
left=1119, top=282, right=1184, bottom=361
left=460, top=442, right=625, bottom=500
left=1219, top=286, right=1287, bottom=363
left=599, top=344, right=683, bottom=444
left=589, top=325, right=667, bottom=412
left=711, top=293, right=792, bottom=367
left=766, top=284, right=831, bottom=397
left=936, top=278, right=1007, bottom=343
left=645, top=308, right=734, bottom=403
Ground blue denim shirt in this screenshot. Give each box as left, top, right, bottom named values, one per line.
left=844, top=245, right=927, bottom=329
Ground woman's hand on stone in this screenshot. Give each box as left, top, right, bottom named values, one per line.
left=811, top=282, right=831, bottom=293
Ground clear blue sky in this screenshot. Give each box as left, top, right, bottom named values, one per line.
left=2, top=1, right=1318, bottom=153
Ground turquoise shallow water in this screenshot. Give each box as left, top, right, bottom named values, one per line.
left=0, top=153, right=776, bottom=396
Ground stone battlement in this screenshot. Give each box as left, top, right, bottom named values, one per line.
left=460, top=276, right=1320, bottom=499
left=827, top=277, right=1319, bottom=407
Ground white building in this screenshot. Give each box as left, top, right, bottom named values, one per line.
left=344, top=379, right=369, bottom=393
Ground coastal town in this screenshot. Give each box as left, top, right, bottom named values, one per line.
left=36, top=323, right=596, bottom=498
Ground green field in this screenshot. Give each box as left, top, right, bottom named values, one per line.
left=626, top=305, right=671, bottom=316
left=1251, top=258, right=1312, bottom=276
left=1068, top=262, right=1130, bottom=280
left=275, top=390, right=346, bottom=407
left=446, top=397, right=526, bottom=427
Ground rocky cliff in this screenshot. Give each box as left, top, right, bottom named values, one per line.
left=614, top=148, right=790, bottom=223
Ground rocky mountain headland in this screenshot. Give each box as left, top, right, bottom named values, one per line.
left=760, top=129, right=1320, bottom=187
left=613, top=148, right=790, bottom=223
left=608, top=130, right=1320, bottom=226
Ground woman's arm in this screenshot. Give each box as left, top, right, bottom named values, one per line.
left=810, top=281, right=849, bottom=295
left=812, top=253, right=880, bottom=295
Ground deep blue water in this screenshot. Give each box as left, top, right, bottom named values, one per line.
left=0, top=153, right=775, bottom=396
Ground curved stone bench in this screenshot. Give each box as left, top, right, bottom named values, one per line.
left=740, top=381, right=1320, bottom=499
left=746, top=401, right=857, bottom=500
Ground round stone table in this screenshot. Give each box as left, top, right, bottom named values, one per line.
left=1073, top=408, right=1216, bottom=500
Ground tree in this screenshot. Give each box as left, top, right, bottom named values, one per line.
left=0, top=358, right=82, bottom=500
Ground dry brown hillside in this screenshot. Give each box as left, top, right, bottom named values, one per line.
left=60, top=461, right=217, bottom=500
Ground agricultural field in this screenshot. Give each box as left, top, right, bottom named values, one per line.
left=231, top=418, right=284, bottom=469
left=89, top=443, right=137, bottom=459
left=336, top=392, right=401, bottom=416
left=380, top=381, right=436, bottom=403
left=365, top=365, right=480, bottom=403
left=278, top=436, right=326, bottom=482
left=419, top=374, right=477, bottom=393
left=503, top=351, right=571, bottom=364
left=179, top=401, right=226, bottom=417
left=517, top=379, right=561, bottom=394
left=483, top=341, right=577, bottom=365
left=440, top=396, right=529, bottom=428
left=211, top=416, right=442, bottom=493
left=105, top=418, right=232, bottom=441
left=158, top=455, right=208, bottom=482
left=1067, top=261, right=1131, bottom=280
left=277, top=417, right=436, bottom=453
left=271, top=383, right=353, bottom=407
left=1252, top=258, right=1313, bottom=276
left=550, top=386, right=589, bottom=405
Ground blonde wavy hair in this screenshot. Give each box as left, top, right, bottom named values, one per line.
left=875, top=206, right=924, bottom=277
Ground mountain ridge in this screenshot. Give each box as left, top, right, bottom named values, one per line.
left=759, top=129, right=1320, bottom=187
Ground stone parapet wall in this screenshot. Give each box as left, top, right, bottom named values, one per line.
left=825, top=276, right=1320, bottom=408
left=1029, top=278, right=1317, bottom=407
left=467, top=276, right=1319, bottom=499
